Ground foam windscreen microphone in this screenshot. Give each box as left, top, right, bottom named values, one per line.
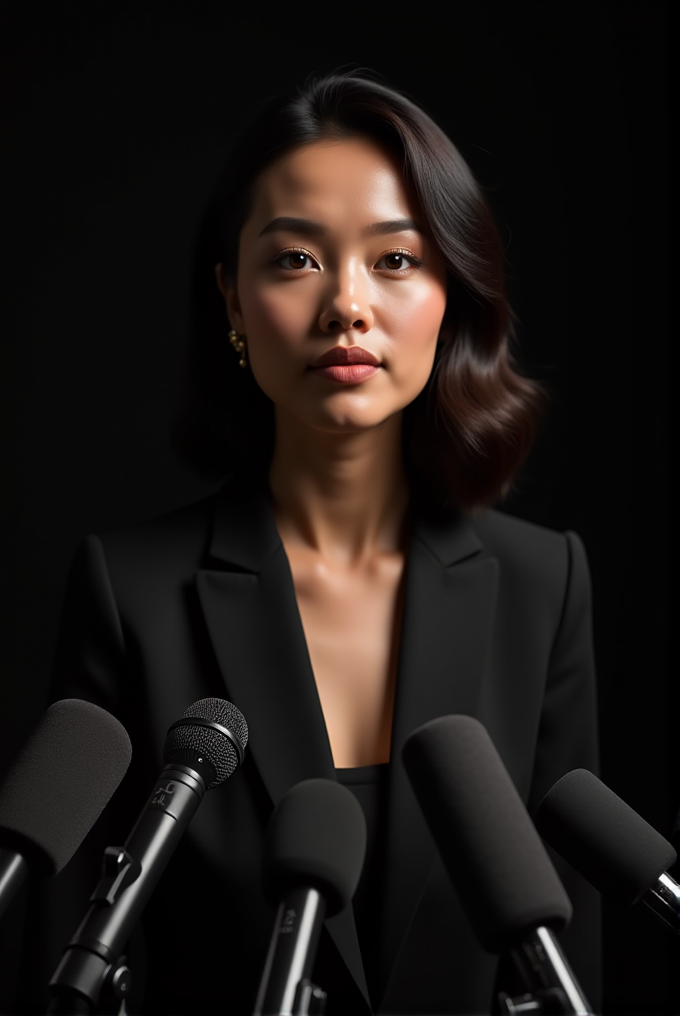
left=536, top=768, right=680, bottom=935
left=403, top=715, right=594, bottom=1016
left=254, top=778, right=367, bottom=1016
left=0, top=698, right=132, bottom=918
left=48, top=697, right=248, bottom=1015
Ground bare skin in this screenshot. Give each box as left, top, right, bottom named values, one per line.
left=269, top=417, right=409, bottom=767
left=217, top=138, right=447, bottom=767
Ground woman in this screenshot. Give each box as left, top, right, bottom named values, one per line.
left=40, top=71, right=599, bottom=1014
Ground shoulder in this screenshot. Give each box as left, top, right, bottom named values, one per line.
left=58, top=494, right=216, bottom=626
left=79, top=476, right=273, bottom=592
left=468, top=509, right=592, bottom=616
left=70, top=486, right=229, bottom=601
left=472, top=508, right=588, bottom=568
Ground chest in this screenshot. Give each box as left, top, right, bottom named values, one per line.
left=285, top=549, right=406, bottom=768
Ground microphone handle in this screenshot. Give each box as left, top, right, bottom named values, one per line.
left=508, top=926, right=594, bottom=1016
left=48, top=764, right=205, bottom=1011
left=642, top=872, right=680, bottom=935
left=254, top=886, right=326, bottom=1016
left=0, top=847, right=29, bottom=918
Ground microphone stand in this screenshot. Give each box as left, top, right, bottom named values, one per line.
left=47, top=765, right=205, bottom=1015
left=642, top=872, right=680, bottom=935
left=498, top=926, right=595, bottom=1015
left=253, top=886, right=328, bottom=1016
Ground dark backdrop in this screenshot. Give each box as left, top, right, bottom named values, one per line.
left=1, top=2, right=678, bottom=1013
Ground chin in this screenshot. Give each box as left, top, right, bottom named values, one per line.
left=308, top=404, right=405, bottom=435
left=273, top=386, right=418, bottom=437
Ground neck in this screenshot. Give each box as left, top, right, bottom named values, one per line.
left=268, top=411, right=409, bottom=564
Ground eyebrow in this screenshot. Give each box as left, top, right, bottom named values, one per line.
left=364, top=218, right=423, bottom=237
left=257, top=216, right=423, bottom=238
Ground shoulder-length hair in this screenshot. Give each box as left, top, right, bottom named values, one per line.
left=172, top=70, right=544, bottom=512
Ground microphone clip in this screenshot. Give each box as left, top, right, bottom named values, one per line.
left=498, top=926, right=595, bottom=1016
left=47, top=951, right=132, bottom=1016
left=90, top=846, right=142, bottom=906
left=47, top=841, right=138, bottom=1014
left=292, top=978, right=327, bottom=1015
left=498, top=988, right=581, bottom=1015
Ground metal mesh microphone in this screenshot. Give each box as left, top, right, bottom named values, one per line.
left=48, top=697, right=248, bottom=1014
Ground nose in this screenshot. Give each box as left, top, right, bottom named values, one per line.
left=318, top=263, right=374, bottom=334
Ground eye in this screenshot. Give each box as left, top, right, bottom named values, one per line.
left=270, top=248, right=319, bottom=271
left=375, top=250, right=424, bottom=272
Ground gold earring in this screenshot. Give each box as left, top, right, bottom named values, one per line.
left=228, top=328, right=248, bottom=369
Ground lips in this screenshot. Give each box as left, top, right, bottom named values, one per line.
left=309, top=345, right=382, bottom=384
left=311, top=346, right=381, bottom=368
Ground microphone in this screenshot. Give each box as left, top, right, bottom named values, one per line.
left=535, top=768, right=680, bottom=936
left=0, top=698, right=132, bottom=918
left=254, top=778, right=367, bottom=1016
left=48, top=696, right=248, bottom=1015
left=402, top=715, right=594, bottom=1016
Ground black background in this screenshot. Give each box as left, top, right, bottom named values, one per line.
left=1, top=2, right=678, bottom=1013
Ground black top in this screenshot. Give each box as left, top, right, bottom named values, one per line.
left=336, top=763, right=390, bottom=1007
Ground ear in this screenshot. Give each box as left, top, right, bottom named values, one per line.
left=215, top=263, right=246, bottom=333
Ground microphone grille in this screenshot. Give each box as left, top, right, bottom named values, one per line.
left=263, top=779, right=367, bottom=917
left=402, top=714, right=573, bottom=952
left=163, top=697, right=248, bottom=788
left=535, top=769, right=677, bottom=904
left=0, top=699, right=132, bottom=875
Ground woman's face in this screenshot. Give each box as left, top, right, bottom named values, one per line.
left=220, top=136, right=448, bottom=436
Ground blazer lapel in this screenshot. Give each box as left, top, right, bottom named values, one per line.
left=194, top=481, right=371, bottom=1009
left=377, top=508, right=499, bottom=1008
left=195, top=482, right=335, bottom=802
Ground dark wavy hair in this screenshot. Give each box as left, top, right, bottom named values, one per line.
left=171, top=70, right=544, bottom=511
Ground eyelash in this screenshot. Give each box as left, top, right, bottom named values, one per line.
left=268, top=247, right=425, bottom=273
left=268, top=248, right=318, bottom=271
left=376, top=249, right=424, bottom=272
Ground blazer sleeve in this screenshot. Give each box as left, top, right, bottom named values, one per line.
left=529, top=529, right=599, bottom=805
left=50, top=534, right=129, bottom=714
left=532, top=529, right=601, bottom=1010
left=492, top=528, right=601, bottom=1014
left=13, top=536, right=149, bottom=1015
left=49, top=533, right=152, bottom=811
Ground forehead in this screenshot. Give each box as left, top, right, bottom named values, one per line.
left=246, top=136, right=419, bottom=226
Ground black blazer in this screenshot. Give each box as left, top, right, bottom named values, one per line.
left=36, top=478, right=600, bottom=1015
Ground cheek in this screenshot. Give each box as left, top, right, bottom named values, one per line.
left=237, top=285, right=310, bottom=396
left=238, top=278, right=313, bottom=345
left=383, top=281, right=448, bottom=361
